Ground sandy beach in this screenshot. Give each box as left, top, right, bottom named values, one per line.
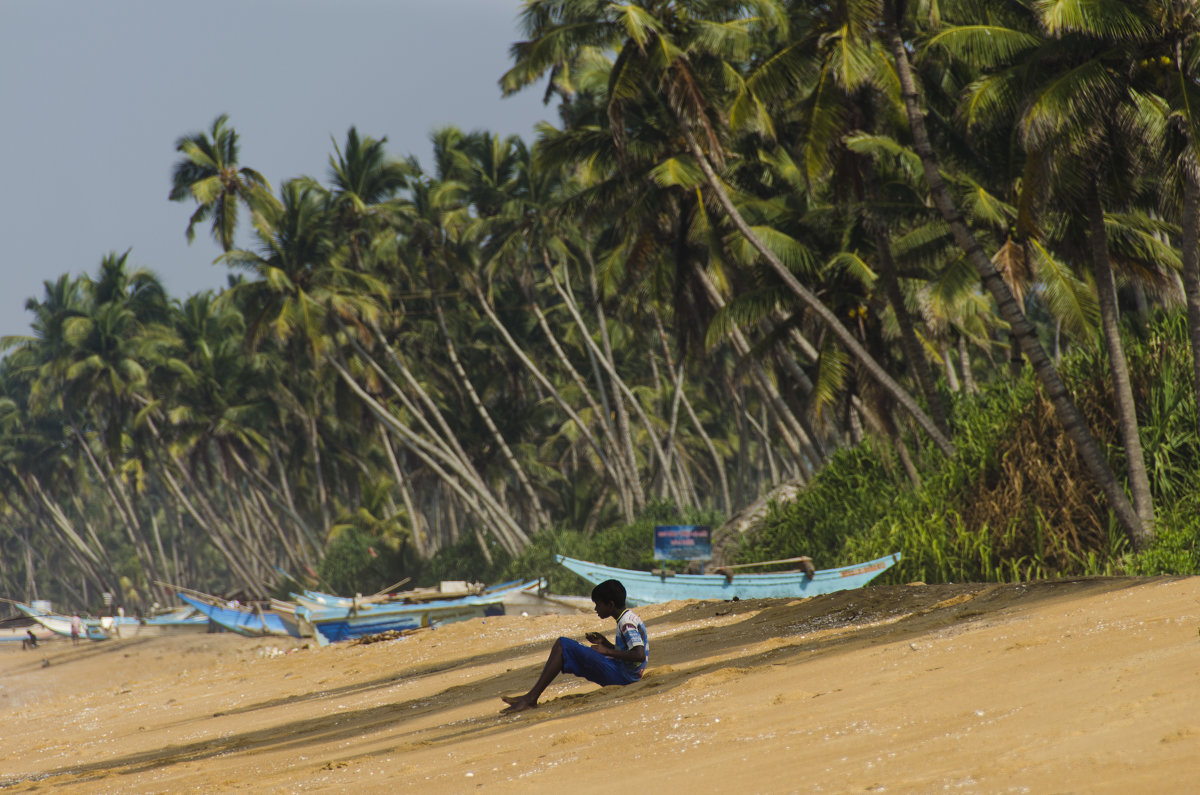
left=2, top=576, right=1198, bottom=793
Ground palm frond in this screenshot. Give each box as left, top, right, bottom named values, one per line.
left=649, top=156, right=705, bottom=188
left=826, top=251, right=878, bottom=289
left=1028, top=237, right=1099, bottom=339
left=924, top=25, right=1040, bottom=68
left=1037, top=0, right=1154, bottom=41
left=810, top=337, right=849, bottom=421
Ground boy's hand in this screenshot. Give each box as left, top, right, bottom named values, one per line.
left=584, top=631, right=607, bottom=647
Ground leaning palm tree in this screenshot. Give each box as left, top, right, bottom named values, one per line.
left=169, top=114, right=274, bottom=252
left=879, top=0, right=1149, bottom=547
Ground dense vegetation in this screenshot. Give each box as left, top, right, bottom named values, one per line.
left=742, top=312, right=1200, bottom=584
left=6, top=0, right=1200, bottom=610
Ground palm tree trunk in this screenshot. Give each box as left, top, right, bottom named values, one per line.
left=139, top=417, right=275, bottom=594
left=546, top=267, right=688, bottom=505
left=270, top=445, right=299, bottom=520
left=155, top=463, right=262, bottom=591
left=1179, top=163, right=1200, bottom=429
left=744, top=407, right=780, bottom=484
left=70, top=427, right=160, bottom=586
left=228, top=448, right=321, bottom=558
left=760, top=325, right=833, bottom=454
left=1084, top=176, right=1155, bottom=529
left=25, top=480, right=112, bottom=593
left=150, top=514, right=172, bottom=584
left=304, top=410, right=331, bottom=535
left=875, top=229, right=950, bottom=436
left=882, top=13, right=1149, bottom=548
left=652, top=311, right=732, bottom=513
left=66, top=493, right=117, bottom=574
left=525, top=285, right=640, bottom=519
left=581, top=254, right=646, bottom=508
left=365, top=320, right=482, bottom=476
left=536, top=250, right=645, bottom=510
left=357, top=317, right=537, bottom=549
left=326, top=352, right=528, bottom=555
left=941, top=339, right=961, bottom=393
left=433, top=299, right=550, bottom=530
left=958, top=334, right=979, bottom=395
left=378, top=424, right=426, bottom=558
left=28, top=478, right=104, bottom=568
left=471, top=283, right=638, bottom=520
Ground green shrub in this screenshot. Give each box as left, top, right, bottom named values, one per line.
left=317, top=527, right=407, bottom=595
left=1126, top=490, right=1200, bottom=575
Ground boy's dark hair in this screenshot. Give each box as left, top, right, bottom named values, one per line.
left=591, top=579, right=626, bottom=607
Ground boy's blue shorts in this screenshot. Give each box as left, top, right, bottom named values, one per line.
left=559, top=637, right=642, bottom=687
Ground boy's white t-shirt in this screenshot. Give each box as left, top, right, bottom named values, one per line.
left=615, top=608, right=648, bottom=676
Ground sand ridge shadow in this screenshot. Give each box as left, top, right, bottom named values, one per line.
left=1, top=576, right=1163, bottom=789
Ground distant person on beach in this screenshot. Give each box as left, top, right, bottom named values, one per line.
left=70, top=614, right=82, bottom=645
left=501, top=578, right=647, bottom=714
left=22, top=629, right=38, bottom=650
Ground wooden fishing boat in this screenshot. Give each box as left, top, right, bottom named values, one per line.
left=140, top=605, right=208, bottom=628
left=556, top=552, right=901, bottom=605
left=292, top=581, right=481, bottom=611
left=176, top=594, right=297, bottom=637
left=121, top=606, right=210, bottom=636
left=296, top=578, right=544, bottom=645
left=13, top=602, right=110, bottom=640
left=295, top=579, right=535, bottom=612
left=266, top=598, right=319, bottom=639
left=499, top=590, right=594, bottom=616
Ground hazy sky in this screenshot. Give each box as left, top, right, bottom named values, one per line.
left=0, top=0, right=550, bottom=339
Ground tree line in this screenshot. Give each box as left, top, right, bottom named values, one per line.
left=3, top=0, right=1199, bottom=607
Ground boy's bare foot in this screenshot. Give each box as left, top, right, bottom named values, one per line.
left=500, top=695, right=537, bottom=714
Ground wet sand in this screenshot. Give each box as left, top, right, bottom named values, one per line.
left=2, top=576, right=1198, bottom=793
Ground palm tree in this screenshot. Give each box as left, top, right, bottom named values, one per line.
left=169, top=114, right=273, bottom=252
left=879, top=0, right=1149, bottom=547
left=742, top=0, right=954, bottom=437
left=1136, top=1, right=1200, bottom=429
left=221, top=176, right=383, bottom=535
left=326, top=126, right=414, bottom=272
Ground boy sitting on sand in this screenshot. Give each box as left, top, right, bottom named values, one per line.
left=501, top=578, right=647, bottom=714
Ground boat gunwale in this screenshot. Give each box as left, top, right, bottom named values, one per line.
left=556, top=553, right=900, bottom=585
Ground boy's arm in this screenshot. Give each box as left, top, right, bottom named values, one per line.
left=595, top=644, right=645, bottom=663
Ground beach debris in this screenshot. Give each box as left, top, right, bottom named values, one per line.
left=347, top=628, right=422, bottom=646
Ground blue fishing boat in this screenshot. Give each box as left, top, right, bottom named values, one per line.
left=177, top=594, right=297, bottom=637
left=293, top=580, right=491, bottom=610
left=556, top=552, right=901, bottom=605
left=296, top=578, right=544, bottom=645
left=140, top=606, right=208, bottom=629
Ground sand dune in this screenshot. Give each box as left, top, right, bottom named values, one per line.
left=2, top=576, right=1198, bottom=793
